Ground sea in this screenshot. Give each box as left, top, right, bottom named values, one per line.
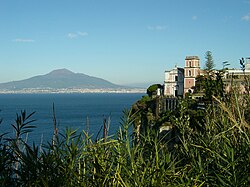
left=0, top=93, right=144, bottom=145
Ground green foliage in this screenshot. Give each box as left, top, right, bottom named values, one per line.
left=194, top=75, right=206, bottom=93
left=203, top=73, right=225, bottom=102
left=147, top=84, right=162, bottom=97
left=172, top=94, right=250, bottom=186
left=195, top=51, right=226, bottom=102
left=139, top=95, right=150, bottom=104
left=0, top=91, right=250, bottom=186
left=194, top=71, right=225, bottom=103
left=205, top=51, right=215, bottom=75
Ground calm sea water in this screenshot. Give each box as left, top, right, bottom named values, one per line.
left=0, top=93, right=143, bottom=144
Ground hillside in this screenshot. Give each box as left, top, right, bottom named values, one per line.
left=0, top=69, right=123, bottom=90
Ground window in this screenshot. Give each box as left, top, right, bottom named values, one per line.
left=189, top=61, right=192, bottom=67
left=175, top=76, right=178, bottom=81
left=175, top=90, right=178, bottom=97
left=189, top=70, right=192, bottom=76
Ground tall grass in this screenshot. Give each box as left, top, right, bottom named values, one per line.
left=173, top=94, right=250, bottom=186
left=0, top=91, right=250, bottom=186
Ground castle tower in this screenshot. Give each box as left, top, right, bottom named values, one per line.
left=184, top=56, right=200, bottom=94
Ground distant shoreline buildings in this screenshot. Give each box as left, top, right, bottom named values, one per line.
left=0, top=88, right=145, bottom=94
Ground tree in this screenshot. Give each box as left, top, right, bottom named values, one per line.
left=146, top=84, right=162, bottom=98
left=204, top=51, right=215, bottom=75
left=193, top=75, right=206, bottom=93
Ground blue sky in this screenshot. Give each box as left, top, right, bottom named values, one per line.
left=0, top=0, right=249, bottom=86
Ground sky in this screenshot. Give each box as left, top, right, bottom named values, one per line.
left=0, top=0, right=249, bottom=86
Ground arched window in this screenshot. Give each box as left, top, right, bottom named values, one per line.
left=189, top=61, right=192, bottom=67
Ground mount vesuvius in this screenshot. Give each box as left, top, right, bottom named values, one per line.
left=0, top=69, right=124, bottom=90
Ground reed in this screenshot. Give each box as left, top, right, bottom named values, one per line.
left=0, top=89, right=249, bottom=186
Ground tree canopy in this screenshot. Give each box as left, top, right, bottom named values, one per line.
left=204, top=51, right=215, bottom=75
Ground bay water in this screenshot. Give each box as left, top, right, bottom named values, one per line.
left=0, top=93, right=143, bottom=145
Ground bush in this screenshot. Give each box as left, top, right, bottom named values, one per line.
left=0, top=92, right=249, bottom=186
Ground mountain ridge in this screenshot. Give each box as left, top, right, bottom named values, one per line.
left=0, top=69, right=124, bottom=90
left=46, top=68, right=75, bottom=76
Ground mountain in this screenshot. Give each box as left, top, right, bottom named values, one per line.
left=0, top=69, right=123, bottom=90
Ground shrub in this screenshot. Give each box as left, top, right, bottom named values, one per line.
left=0, top=92, right=249, bottom=186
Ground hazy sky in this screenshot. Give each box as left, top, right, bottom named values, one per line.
left=0, top=0, right=249, bottom=86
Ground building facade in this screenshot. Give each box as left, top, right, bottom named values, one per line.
left=164, top=56, right=201, bottom=97
left=184, top=56, right=201, bottom=93
left=164, top=66, right=184, bottom=97
left=164, top=56, right=250, bottom=97
left=223, top=59, right=250, bottom=93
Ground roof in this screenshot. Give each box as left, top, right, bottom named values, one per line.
left=185, top=56, right=200, bottom=60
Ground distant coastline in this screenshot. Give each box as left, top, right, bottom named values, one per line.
left=0, top=88, right=145, bottom=94
left=0, top=69, right=147, bottom=94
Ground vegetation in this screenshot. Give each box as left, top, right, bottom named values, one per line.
left=146, top=84, right=162, bottom=98
left=204, top=51, right=215, bottom=75
left=194, top=51, right=226, bottom=102
left=0, top=90, right=249, bottom=186
left=0, top=59, right=250, bottom=186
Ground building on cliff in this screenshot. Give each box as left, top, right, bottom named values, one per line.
left=223, top=58, right=250, bottom=93
left=184, top=56, right=201, bottom=94
left=164, top=56, right=250, bottom=97
left=164, top=66, right=184, bottom=97
left=164, top=56, right=201, bottom=97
